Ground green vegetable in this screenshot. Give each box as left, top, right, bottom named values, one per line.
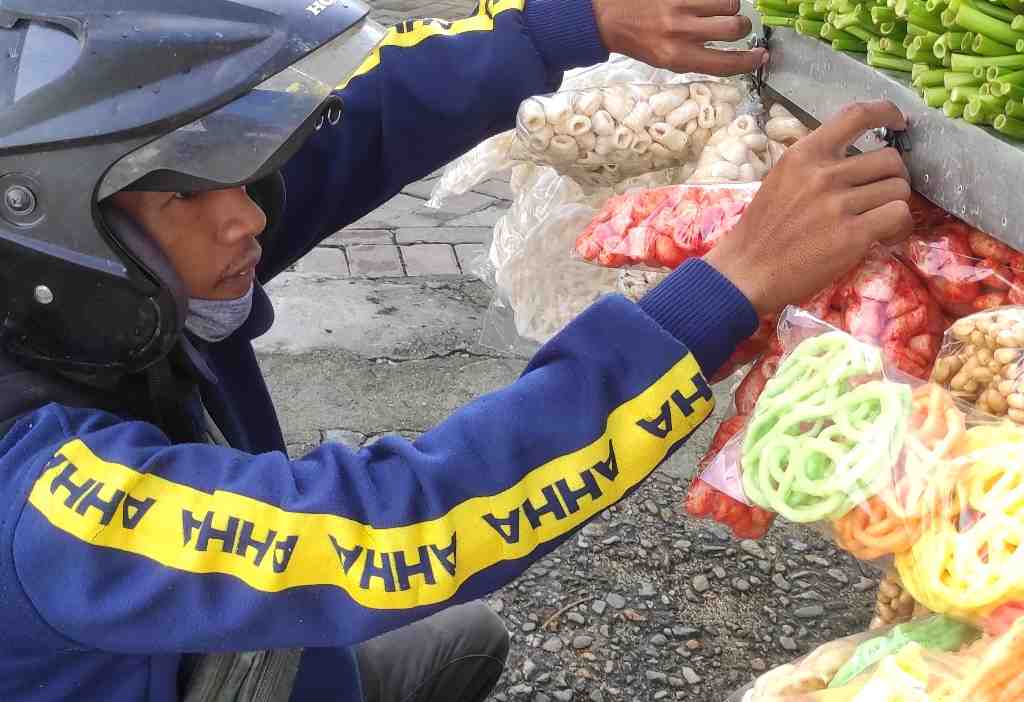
left=967, top=0, right=1018, bottom=23
left=869, top=49, right=917, bottom=69
left=914, top=66, right=949, bottom=84
left=926, top=0, right=948, bottom=11
left=995, top=113, right=1024, bottom=138
left=934, top=31, right=968, bottom=56
left=873, top=5, right=900, bottom=20
left=956, top=3, right=1024, bottom=44
left=951, top=84, right=983, bottom=100
left=797, top=18, right=828, bottom=34
left=965, top=97, right=997, bottom=122
left=799, top=2, right=828, bottom=18
left=757, top=0, right=797, bottom=11
left=881, top=20, right=908, bottom=35
left=973, top=32, right=1018, bottom=52
left=829, top=617, right=979, bottom=690
left=997, top=68, right=1024, bottom=84
left=992, top=79, right=1024, bottom=98
left=847, top=23, right=881, bottom=39
left=912, top=6, right=950, bottom=30
left=924, top=85, right=952, bottom=104
left=944, top=99, right=967, bottom=115
left=945, top=70, right=982, bottom=86
left=941, top=6, right=963, bottom=26
left=836, top=7, right=883, bottom=32
left=1005, top=98, right=1024, bottom=117
left=762, top=14, right=800, bottom=25
left=834, top=35, right=871, bottom=49
left=962, top=31, right=977, bottom=49
left=951, top=52, right=1024, bottom=70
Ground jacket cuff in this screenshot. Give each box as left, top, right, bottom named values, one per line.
left=639, top=259, right=759, bottom=377
left=524, top=0, right=610, bottom=74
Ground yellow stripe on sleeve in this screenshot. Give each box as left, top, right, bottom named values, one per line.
left=340, top=0, right=527, bottom=88
left=27, top=354, right=712, bottom=610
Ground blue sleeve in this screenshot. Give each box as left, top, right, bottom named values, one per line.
left=258, top=0, right=609, bottom=280
left=5, top=263, right=755, bottom=654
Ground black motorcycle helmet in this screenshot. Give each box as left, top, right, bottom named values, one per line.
left=0, top=0, right=383, bottom=379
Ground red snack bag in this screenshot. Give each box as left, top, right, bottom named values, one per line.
left=898, top=196, right=1024, bottom=317
left=574, top=183, right=760, bottom=271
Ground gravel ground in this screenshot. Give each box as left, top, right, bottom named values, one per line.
left=485, top=469, right=881, bottom=702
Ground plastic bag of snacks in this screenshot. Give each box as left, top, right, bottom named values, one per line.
left=427, top=56, right=740, bottom=205
left=893, top=420, right=1024, bottom=634
left=515, top=79, right=762, bottom=187
left=931, top=307, right=1024, bottom=425
left=572, top=182, right=760, bottom=270
left=897, top=196, right=1024, bottom=318
left=724, top=614, right=1024, bottom=702
left=691, top=307, right=983, bottom=560
left=686, top=249, right=952, bottom=540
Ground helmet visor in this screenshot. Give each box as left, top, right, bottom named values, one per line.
left=98, top=18, right=385, bottom=199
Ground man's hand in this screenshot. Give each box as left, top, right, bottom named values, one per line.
left=705, top=100, right=913, bottom=315
left=592, top=0, right=767, bottom=76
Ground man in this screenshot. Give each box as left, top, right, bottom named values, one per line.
left=0, top=0, right=912, bottom=700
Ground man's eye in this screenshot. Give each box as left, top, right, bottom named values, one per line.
left=173, top=191, right=197, bottom=201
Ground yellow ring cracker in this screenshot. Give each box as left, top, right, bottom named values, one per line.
left=896, top=424, right=1024, bottom=621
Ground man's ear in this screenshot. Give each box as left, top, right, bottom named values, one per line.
left=98, top=201, right=188, bottom=329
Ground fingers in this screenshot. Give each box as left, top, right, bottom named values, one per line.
left=685, top=46, right=767, bottom=76
left=684, top=0, right=741, bottom=16
left=690, top=14, right=754, bottom=41
left=684, top=0, right=742, bottom=17
left=835, top=148, right=910, bottom=187
left=853, top=199, right=914, bottom=247
left=842, top=177, right=912, bottom=216
left=811, top=101, right=908, bottom=158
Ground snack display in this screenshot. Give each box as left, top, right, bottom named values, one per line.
left=931, top=307, right=1024, bottom=423
left=515, top=81, right=764, bottom=186
left=573, top=182, right=760, bottom=269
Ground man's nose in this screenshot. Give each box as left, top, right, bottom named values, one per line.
left=213, top=187, right=268, bottom=244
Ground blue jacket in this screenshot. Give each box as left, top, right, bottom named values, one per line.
left=0, top=1, right=758, bottom=700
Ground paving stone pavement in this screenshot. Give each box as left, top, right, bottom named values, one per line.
left=295, top=174, right=510, bottom=279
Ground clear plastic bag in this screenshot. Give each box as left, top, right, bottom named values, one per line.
left=930, top=307, right=1024, bottom=424
left=572, top=182, right=760, bottom=270
left=427, top=55, right=744, bottom=206
left=686, top=249, right=951, bottom=540
left=514, top=79, right=760, bottom=187
left=726, top=615, right=994, bottom=702
left=475, top=161, right=707, bottom=352
left=897, top=196, right=1024, bottom=318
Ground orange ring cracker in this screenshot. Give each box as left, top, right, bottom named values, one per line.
left=833, top=385, right=965, bottom=561
left=834, top=491, right=922, bottom=561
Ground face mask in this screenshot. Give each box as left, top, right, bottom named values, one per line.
left=185, top=285, right=254, bottom=343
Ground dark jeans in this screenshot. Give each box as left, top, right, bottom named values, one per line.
left=356, top=602, right=510, bottom=702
